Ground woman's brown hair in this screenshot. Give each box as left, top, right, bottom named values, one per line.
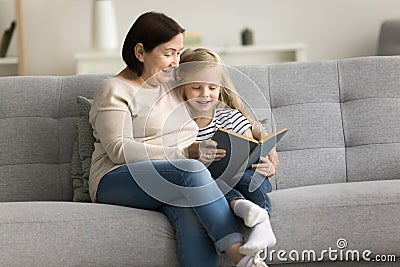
left=122, top=11, right=185, bottom=75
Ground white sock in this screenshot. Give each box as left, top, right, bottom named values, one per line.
left=233, top=199, right=269, bottom=227
left=236, top=255, right=253, bottom=267
left=236, top=254, right=268, bottom=267
left=239, top=219, right=276, bottom=256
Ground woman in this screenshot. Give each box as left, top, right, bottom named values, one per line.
left=88, top=11, right=273, bottom=267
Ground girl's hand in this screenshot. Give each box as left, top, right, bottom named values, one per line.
left=187, top=140, right=226, bottom=163
left=251, top=148, right=279, bottom=177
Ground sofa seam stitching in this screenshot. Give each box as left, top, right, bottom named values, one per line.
left=58, top=77, right=65, bottom=200
left=0, top=162, right=71, bottom=167
left=340, top=96, right=400, bottom=104
left=275, top=142, right=400, bottom=153
left=0, top=115, right=78, bottom=119
left=270, top=96, right=400, bottom=109
left=337, top=60, right=348, bottom=183
left=0, top=216, right=142, bottom=225
left=267, top=65, right=278, bottom=191
left=273, top=201, right=400, bottom=214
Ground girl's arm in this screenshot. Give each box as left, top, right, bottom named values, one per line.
left=249, top=124, right=279, bottom=177
left=243, top=128, right=254, bottom=139
left=251, top=148, right=279, bottom=177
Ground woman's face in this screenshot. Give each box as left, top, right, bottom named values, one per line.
left=141, top=33, right=184, bottom=82
left=184, top=83, right=220, bottom=113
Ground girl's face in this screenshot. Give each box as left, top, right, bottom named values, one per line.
left=184, top=83, right=220, bottom=113
left=141, top=33, right=184, bottom=82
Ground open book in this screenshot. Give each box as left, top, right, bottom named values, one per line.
left=207, top=127, right=288, bottom=180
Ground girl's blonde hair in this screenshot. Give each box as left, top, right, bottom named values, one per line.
left=176, top=47, right=267, bottom=140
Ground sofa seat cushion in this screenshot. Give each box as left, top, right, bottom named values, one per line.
left=267, top=179, right=400, bottom=264
left=0, top=202, right=179, bottom=267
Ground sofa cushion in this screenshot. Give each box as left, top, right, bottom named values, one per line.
left=241, top=62, right=347, bottom=190
left=338, top=57, right=400, bottom=183
left=0, top=202, right=179, bottom=266
left=267, top=179, right=400, bottom=264
left=0, top=76, right=69, bottom=201
left=71, top=96, right=94, bottom=202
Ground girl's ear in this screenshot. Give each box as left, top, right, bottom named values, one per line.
left=134, top=43, right=145, bottom=62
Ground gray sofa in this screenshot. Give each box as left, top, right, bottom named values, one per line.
left=0, top=56, right=399, bottom=266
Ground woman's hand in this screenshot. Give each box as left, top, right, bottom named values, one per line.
left=250, top=148, right=279, bottom=177
left=186, top=140, right=226, bottom=163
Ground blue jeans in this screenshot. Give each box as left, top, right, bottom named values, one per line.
left=224, top=170, right=272, bottom=212
left=96, top=159, right=243, bottom=267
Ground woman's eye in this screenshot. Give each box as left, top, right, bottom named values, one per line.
left=191, top=86, right=200, bottom=89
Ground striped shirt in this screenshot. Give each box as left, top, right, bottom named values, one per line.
left=196, top=108, right=252, bottom=141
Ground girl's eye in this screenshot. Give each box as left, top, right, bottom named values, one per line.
left=192, top=86, right=200, bottom=89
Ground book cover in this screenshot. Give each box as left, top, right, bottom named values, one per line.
left=208, top=127, right=288, bottom=181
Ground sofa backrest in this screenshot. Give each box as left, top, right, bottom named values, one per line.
left=234, top=56, right=400, bottom=190
left=0, top=56, right=399, bottom=202
left=0, top=74, right=108, bottom=202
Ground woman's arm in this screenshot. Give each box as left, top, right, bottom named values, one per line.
left=187, top=140, right=226, bottom=162
left=94, top=110, right=187, bottom=164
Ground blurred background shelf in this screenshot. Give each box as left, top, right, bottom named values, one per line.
left=212, top=42, right=307, bottom=66
left=75, top=42, right=307, bottom=75
left=0, top=57, right=18, bottom=76
left=75, top=51, right=122, bottom=75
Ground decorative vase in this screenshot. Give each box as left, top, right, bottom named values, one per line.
left=92, top=0, right=118, bottom=51
left=241, top=28, right=253, bottom=46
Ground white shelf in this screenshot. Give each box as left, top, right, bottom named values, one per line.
left=0, top=57, right=18, bottom=64
left=211, top=42, right=307, bottom=65
left=75, top=51, right=123, bottom=75
left=74, top=43, right=307, bottom=75
left=0, top=57, right=18, bottom=76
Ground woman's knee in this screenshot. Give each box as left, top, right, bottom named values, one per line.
left=173, top=159, right=214, bottom=185
left=172, top=159, right=208, bottom=173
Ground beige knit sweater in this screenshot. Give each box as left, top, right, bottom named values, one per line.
left=88, top=78, right=198, bottom=202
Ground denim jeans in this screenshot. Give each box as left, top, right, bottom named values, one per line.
left=224, top=170, right=272, bottom=212
left=96, top=159, right=243, bottom=267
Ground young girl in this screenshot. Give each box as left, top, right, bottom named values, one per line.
left=175, top=48, right=278, bottom=258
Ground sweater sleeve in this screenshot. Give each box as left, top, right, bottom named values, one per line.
left=93, top=110, right=187, bottom=164
left=89, top=80, right=188, bottom=165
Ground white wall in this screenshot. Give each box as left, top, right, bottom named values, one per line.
left=5, top=0, right=400, bottom=75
